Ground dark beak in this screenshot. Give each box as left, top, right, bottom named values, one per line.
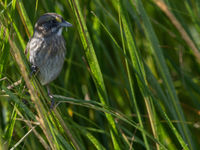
left=60, top=20, right=72, bottom=27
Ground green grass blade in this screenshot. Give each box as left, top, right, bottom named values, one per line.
left=118, top=3, right=151, bottom=150
left=68, top=0, right=121, bottom=149
left=16, top=0, right=33, bottom=37
left=134, top=0, right=193, bottom=149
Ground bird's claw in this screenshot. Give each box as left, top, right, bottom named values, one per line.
left=49, top=94, right=55, bottom=109
left=30, top=65, right=38, bottom=76
left=47, top=86, right=55, bottom=109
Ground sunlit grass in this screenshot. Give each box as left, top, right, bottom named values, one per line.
left=0, top=0, right=200, bottom=149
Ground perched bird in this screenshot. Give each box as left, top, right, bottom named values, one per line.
left=26, top=13, right=72, bottom=106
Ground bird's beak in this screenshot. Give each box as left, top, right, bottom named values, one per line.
left=60, top=20, right=73, bottom=27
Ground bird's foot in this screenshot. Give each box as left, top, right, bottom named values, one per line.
left=49, top=94, right=55, bottom=109
left=30, top=65, right=38, bottom=76
left=47, top=86, right=56, bottom=109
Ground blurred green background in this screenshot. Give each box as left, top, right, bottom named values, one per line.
left=0, top=0, right=200, bottom=149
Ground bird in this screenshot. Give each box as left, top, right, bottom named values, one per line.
left=25, top=13, right=72, bottom=107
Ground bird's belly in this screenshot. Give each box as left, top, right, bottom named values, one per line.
left=29, top=36, right=66, bottom=85
left=38, top=53, right=65, bottom=85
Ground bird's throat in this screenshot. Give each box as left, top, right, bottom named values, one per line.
left=56, top=28, right=63, bottom=36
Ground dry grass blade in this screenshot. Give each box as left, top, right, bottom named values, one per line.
left=8, top=37, right=57, bottom=149
left=53, top=109, right=81, bottom=150
left=153, top=0, right=200, bottom=63
left=10, top=126, right=37, bottom=150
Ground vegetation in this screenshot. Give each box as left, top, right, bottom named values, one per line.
left=0, top=0, right=200, bottom=149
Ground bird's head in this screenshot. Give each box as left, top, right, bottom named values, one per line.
left=34, top=13, right=72, bottom=38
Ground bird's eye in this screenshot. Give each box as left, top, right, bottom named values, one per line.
left=49, top=19, right=57, bottom=24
